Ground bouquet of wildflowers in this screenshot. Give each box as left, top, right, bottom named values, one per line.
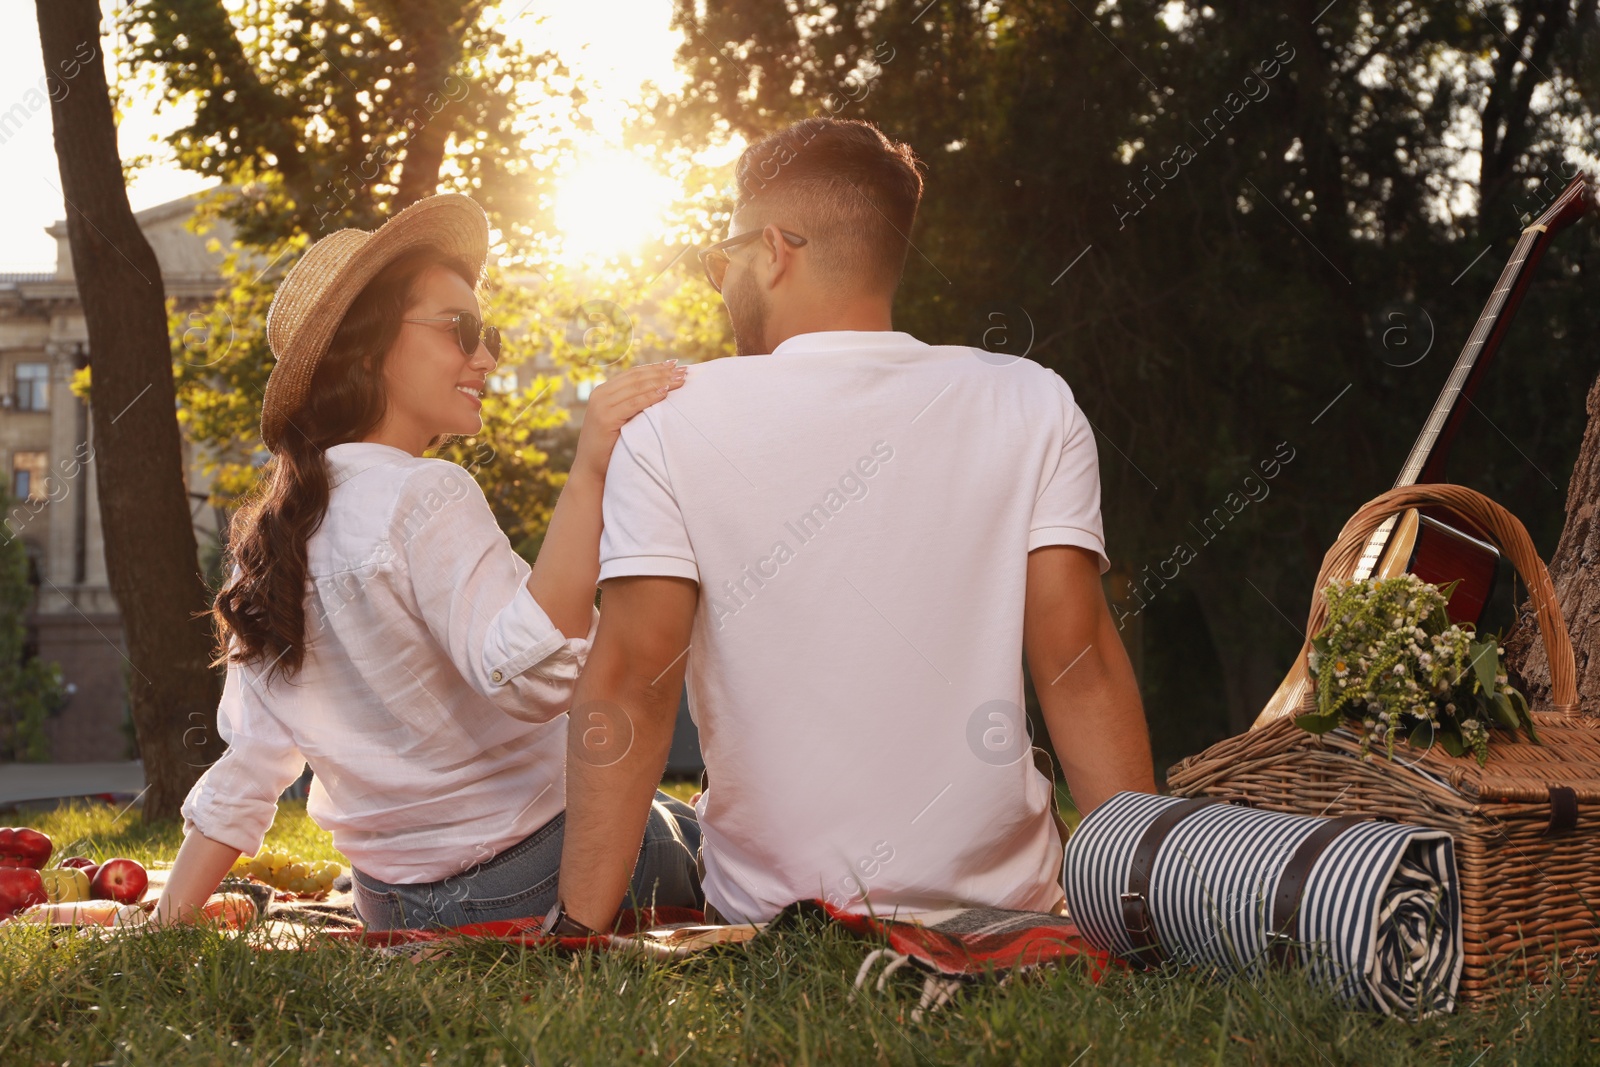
left=1297, top=573, right=1538, bottom=766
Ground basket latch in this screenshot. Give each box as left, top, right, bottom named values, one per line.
left=1544, top=785, right=1579, bottom=835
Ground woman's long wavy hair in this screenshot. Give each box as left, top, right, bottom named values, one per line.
left=210, top=246, right=477, bottom=688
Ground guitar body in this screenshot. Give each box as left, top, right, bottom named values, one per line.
left=1250, top=173, right=1592, bottom=730
left=1401, top=509, right=1500, bottom=623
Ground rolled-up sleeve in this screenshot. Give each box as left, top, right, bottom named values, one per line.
left=180, top=661, right=307, bottom=856
left=392, top=461, right=596, bottom=721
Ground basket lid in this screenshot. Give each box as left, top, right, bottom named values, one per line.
left=1167, top=711, right=1600, bottom=807
left=1411, top=709, right=1600, bottom=804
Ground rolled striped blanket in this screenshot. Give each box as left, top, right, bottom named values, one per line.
left=1062, top=792, right=1462, bottom=1017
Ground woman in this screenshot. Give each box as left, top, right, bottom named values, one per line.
left=153, top=193, right=696, bottom=930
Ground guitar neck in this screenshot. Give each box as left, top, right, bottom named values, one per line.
left=1351, top=173, right=1593, bottom=580
left=1400, top=227, right=1540, bottom=488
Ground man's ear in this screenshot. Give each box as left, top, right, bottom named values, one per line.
left=763, top=222, right=794, bottom=290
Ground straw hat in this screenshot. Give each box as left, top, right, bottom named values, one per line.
left=260, top=193, right=490, bottom=453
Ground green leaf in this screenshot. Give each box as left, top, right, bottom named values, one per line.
left=1490, top=692, right=1520, bottom=729
left=1438, top=729, right=1466, bottom=758
left=1407, top=720, right=1435, bottom=750
left=1295, top=711, right=1342, bottom=735
left=1469, top=639, right=1499, bottom=695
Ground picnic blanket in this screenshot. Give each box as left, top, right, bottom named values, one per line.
left=795, top=900, right=1116, bottom=1020
left=1062, top=791, right=1463, bottom=1017
left=40, top=868, right=1112, bottom=1021
left=254, top=891, right=1114, bottom=1018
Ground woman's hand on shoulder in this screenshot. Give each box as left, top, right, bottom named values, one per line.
left=572, top=360, right=687, bottom=482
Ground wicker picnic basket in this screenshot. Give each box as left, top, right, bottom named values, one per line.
left=1166, top=483, right=1599, bottom=1006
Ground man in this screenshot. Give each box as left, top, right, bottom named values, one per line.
left=550, top=117, right=1155, bottom=933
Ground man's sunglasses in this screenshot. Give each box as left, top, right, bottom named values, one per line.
left=402, top=313, right=502, bottom=359
left=697, top=228, right=808, bottom=293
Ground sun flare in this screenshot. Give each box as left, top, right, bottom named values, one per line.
left=553, top=149, right=678, bottom=263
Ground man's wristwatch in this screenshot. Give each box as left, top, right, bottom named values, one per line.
left=540, top=898, right=604, bottom=938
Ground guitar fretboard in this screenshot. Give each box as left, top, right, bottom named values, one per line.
left=1350, top=175, right=1591, bottom=580
left=1350, top=232, right=1536, bottom=579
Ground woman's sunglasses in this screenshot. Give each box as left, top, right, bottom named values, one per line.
left=697, top=228, right=808, bottom=293
left=403, top=313, right=502, bottom=359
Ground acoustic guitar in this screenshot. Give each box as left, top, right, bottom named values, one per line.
left=1251, top=173, right=1594, bottom=729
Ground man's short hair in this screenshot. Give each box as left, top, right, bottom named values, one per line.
left=734, top=118, right=924, bottom=296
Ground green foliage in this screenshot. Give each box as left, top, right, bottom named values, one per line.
left=1299, top=574, right=1536, bottom=765
left=118, top=0, right=582, bottom=243
left=0, top=491, right=66, bottom=763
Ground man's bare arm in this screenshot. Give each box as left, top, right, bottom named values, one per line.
left=558, top=574, right=697, bottom=930
left=1025, top=545, right=1157, bottom=813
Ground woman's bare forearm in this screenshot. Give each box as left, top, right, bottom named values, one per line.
left=150, top=828, right=241, bottom=925
left=527, top=469, right=604, bottom=639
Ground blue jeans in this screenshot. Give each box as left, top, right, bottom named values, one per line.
left=350, top=791, right=703, bottom=931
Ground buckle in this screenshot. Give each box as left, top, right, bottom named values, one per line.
left=1120, top=891, right=1153, bottom=931
left=1266, top=929, right=1300, bottom=967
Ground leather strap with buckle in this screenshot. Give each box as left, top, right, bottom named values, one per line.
left=1120, top=797, right=1224, bottom=968
left=1267, top=815, right=1364, bottom=968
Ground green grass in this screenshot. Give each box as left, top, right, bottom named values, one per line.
left=13, top=798, right=344, bottom=868
left=1, top=801, right=1594, bottom=1065
left=659, top=779, right=700, bottom=806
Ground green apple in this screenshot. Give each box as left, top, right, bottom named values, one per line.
left=40, top=867, right=90, bottom=903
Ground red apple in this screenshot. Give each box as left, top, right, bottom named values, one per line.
left=0, top=866, right=48, bottom=919
left=89, top=858, right=149, bottom=904
left=0, top=828, right=53, bottom=869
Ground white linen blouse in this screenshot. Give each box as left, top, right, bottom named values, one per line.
left=180, top=441, right=598, bottom=884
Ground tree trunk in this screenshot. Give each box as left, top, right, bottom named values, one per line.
left=390, top=3, right=466, bottom=208
left=37, top=0, right=224, bottom=819
left=1505, top=370, right=1600, bottom=706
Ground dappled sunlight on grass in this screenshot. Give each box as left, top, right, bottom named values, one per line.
left=11, top=799, right=343, bottom=867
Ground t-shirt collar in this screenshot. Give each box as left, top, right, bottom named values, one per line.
left=770, top=330, right=924, bottom=356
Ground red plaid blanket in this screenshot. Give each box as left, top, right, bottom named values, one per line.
left=304, top=897, right=1116, bottom=1005
left=244, top=895, right=1119, bottom=1019
left=799, top=900, right=1116, bottom=979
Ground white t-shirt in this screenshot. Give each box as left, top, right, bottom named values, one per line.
left=182, top=442, right=598, bottom=883
left=598, top=330, right=1108, bottom=922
